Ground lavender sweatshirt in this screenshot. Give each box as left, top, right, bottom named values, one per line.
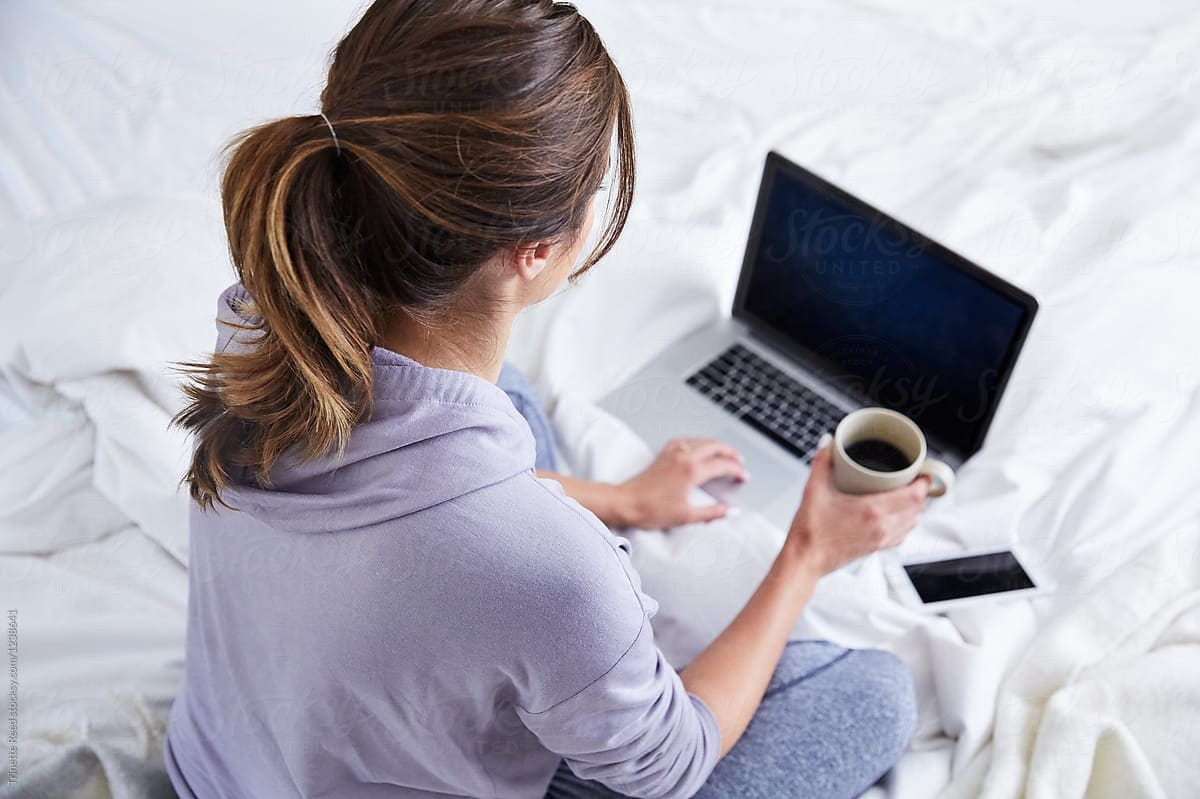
left=163, top=281, right=722, bottom=799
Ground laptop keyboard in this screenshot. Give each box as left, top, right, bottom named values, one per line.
left=684, top=343, right=846, bottom=464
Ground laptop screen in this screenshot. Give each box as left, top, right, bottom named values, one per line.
left=734, top=155, right=1035, bottom=459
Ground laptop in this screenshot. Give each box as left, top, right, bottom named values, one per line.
left=599, top=150, right=1039, bottom=530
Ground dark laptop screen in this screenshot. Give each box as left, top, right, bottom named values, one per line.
left=736, top=160, right=1031, bottom=457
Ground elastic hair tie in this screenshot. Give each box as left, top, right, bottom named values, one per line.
left=319, top=111, right=341, bottom=155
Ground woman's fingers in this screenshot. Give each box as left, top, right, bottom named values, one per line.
left=880, top=507, right=922, bottom=548
left=875, top=475, right=931, bottom=514
left=677, top=437, right=744, bottom=464
left=682, top=502, right=729, bottom=524
left=805, top=440, right=834, bottom=485
left=689, top=451, right=747, bottom=485
left=671, top=438, right=747, bottom=485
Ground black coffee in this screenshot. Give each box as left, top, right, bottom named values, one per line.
left=845, top=438, right=912, bottom=472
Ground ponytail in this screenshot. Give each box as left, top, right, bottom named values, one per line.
left=169, top=114, right=380, bottom=512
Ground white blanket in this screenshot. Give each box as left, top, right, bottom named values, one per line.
left=940, top=519, right=1200, bottom=799
left=3, top=1, right=1199, bottom=797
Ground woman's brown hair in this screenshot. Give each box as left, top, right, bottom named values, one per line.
left=169, top=0, right=635, bottom=512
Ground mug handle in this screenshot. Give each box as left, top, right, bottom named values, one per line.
left=917, top=458, right=955, bottom=497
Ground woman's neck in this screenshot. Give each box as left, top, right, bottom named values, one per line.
left=378, top=308, right=515, bottom=384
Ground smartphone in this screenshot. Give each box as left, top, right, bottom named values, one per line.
left=884, top=547, right=1052, bottom=613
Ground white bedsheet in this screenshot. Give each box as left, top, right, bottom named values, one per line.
left=939, top=518, right=1200, bottom=799
left=2, top=1, right=1198, bottom=796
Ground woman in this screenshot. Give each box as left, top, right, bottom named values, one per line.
left=164, top=1, right=929, bottom=797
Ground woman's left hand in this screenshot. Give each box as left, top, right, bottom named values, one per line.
left=614, top=437, right=747, bottom=529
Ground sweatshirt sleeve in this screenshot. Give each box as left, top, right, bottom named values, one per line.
left=515, top=613, right=722, bottom=799
left=512, top=479, right=722, bottom=799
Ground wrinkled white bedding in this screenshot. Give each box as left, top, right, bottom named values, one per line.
left=2, top=0, right=1198, bottom=797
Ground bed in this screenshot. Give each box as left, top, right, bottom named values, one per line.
left=2, top=1, right=1198, bottom=797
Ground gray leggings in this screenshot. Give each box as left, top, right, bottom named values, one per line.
left=544, top=640, right=918, bottom=799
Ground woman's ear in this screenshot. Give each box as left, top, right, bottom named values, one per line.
left=513, top=241, right=553, bottom=282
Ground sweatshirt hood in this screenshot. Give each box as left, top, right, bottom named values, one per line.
left=208, top=281, right=537, bottom=533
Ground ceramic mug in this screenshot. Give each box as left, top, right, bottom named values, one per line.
left=831, top=407, right=955, bottom=497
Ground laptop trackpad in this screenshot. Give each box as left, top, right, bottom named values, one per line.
left=697, top=423, right=808, bottom=529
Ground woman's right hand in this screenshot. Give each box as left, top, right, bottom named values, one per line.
left=786, top=436, right=930, bottom=577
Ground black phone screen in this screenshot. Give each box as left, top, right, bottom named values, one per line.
left=903, top=550, right=1036, bottom=603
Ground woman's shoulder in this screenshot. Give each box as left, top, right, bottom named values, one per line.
left=429, top=469, right=652, bottom=627
left=453, top=470, right=641, bottom=594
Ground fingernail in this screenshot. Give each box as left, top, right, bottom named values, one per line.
left=742, top=470, right=751, bottom=481
left=818, top=432, right=832, bottom=449
left=726, top=505, right=742, bottom=517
